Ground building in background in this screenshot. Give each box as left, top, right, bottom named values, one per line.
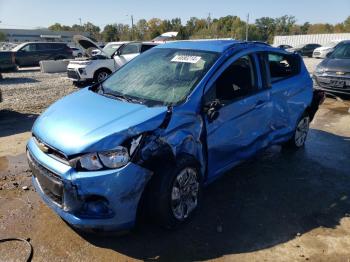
left=0, top=28, right=90, bottom=47
left=273, top=33, right=350, bottom=47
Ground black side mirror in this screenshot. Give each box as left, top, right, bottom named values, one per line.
left=203, top=99, right=222, bottom=122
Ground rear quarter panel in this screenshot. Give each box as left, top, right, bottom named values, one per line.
left=270, top=59, right=313, bottom=140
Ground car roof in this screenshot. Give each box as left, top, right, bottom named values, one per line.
left=155, top=40, right=270, bottom=53
left=105, top=41, right=129, bottom=45
left=23, top=42, right=66, bottom=45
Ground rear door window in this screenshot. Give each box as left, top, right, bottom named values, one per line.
left=267, top=53, right=300, bottom=83
left=120, top=43, right=141, bottom=55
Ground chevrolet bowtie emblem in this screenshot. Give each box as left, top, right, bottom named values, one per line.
left=336, top=72, right=345, bottom=75
left=38, top=142, right=49, bottom=153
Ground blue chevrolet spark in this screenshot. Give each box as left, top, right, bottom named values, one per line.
left=27, top=40, right=323, bottom=232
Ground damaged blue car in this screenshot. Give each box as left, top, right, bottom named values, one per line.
left=27, top=40, right=323, bottom=232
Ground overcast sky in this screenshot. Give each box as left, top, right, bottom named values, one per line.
left=0, top=0, right=349, bottom=29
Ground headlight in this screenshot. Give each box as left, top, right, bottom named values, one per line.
left=98, top=146, right=130, bottom=169
left=79, top=61, right=92, bottom=65
left=78, top=68, right=87, bottom=75
left=315, top=66, right=325, bottom=74
left=80, top=153, right=103, bottom=171
left=74, top=135, right=142, bottom=171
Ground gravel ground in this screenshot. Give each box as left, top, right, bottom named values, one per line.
left=303, top=57, right=321, bottom=73
left=0, top=68, right=77, bottom=114
left=0, top=58, right=322, bottom=115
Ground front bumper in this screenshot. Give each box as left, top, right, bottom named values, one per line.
left=27, top=137, right=152, bottom=232
left=312, top=50, right=328, bottom=58
left=67, top=67, right=91, bottom=82
left=313, top=74, right=350, bottom=95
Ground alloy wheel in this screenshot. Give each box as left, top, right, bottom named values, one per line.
left=171, top=167, right=199, bottom=221
left=295, top=116, right=310, bottom=147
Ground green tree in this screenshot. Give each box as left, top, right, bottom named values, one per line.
left=102, top=24, right=119, bottom=42
left=275, top=15, right=296, bottom=35
left=0, top=31, right=6, bottom=41
left=71, top=24, right=85, bottom=32
left=255, top=17, right=276, bottom=42
left=300, top=22, right=310, bottom=34
left=135, top=19, right=149, bottom=40
left=308, top=23, right=334, bottom=34
left=148, top=18, right=162, bottom=39
left=48, top=23, right=64, bottom=31
left=171, top=18, right=182, bottom=31
left=84, top=22, right=101, bottom=40
left=344, top=16, right=350, bottom=32
left=186, top=17, right=199, bottom=35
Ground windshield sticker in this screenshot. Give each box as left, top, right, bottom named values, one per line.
left=171, top=55, right=202, bottom=64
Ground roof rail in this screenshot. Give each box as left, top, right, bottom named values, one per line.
left=249, top=41, right=271, bottom=46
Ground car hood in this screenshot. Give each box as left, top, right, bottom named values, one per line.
left=32, top=88, right=168, bottom=156
left=73, top=35, right=107, bottom=58
left=314, top=46, right=332, bottom=52
left=286, top=47, right=300, bottom=52
left=320, top=58, right=350, bottom=72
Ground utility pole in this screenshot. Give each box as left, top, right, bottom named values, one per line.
left=207, top=12, right=211, bottom=29
left=79, top=18, right=82, bottom=27
left=245, top=13, right=249, bottom=41
left=131, top=15, right=134, bottom=40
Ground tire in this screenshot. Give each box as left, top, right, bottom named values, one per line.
left=286, top=113, right=310, bottom=149
left=146, top=156, right=202, bottom=229
left=94, top=69, right=111, bottom=83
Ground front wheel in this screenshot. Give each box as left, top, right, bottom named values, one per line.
left=287, top=114, right=310, bottom=148
left=148, top=157, right=202, bottom=228
left=94, top=69, right=111, bottom=83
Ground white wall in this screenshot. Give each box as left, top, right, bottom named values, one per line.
left=273, top=33, right=350, bottom=47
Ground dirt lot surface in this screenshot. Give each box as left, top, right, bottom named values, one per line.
left=1, top=59, right=350, bottom=261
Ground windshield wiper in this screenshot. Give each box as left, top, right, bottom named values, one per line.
left=103, top=92, right=144, bottom=105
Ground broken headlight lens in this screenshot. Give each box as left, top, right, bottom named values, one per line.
left=80, top=153, right=103, bottom=171
left=75, top=135, right=142, bottom=171
left=98, top=146, right=130, bottom=169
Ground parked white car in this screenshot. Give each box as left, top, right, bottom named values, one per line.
left=312, top=40, right=343, bottom=59
left=67, top=36, right=158, bottom=84
left=152, top=31, right=178, bottom=43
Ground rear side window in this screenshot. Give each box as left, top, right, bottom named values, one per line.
left=267, top=53, right=300, bottom=83
left=36, top=43, right=51, bottom=50
left=141, top=44, right=156, bottom=53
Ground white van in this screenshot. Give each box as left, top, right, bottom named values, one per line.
left=67, top=36, right=158, bottom=84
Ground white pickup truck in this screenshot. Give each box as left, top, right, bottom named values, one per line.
left=67, top=35, right=158, bottom=84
